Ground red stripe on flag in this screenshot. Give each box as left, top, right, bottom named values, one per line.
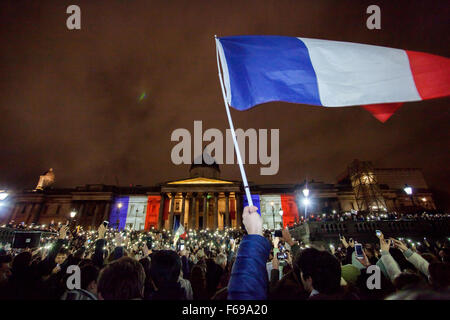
left=280, top=194, right=299, bottom=228
left=406, top=50, right=450, bottom=100
left=362, top=103, right=403, bottom=123
left=144, top=196, right=161, bottom=230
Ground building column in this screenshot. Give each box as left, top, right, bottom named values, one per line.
left=203, top=193, right=208, bottom=229
left=189, top=193, right=197, bottom=229
left=158, top=193, right=166, bottom=230
left=168, top=193, right=175, bottom=231
left=103, top=202, right=111, bottom=223
left=214, top=192, right=219, bottom=230
left=31, top=203, right=43, bottom=224
left=225, top=192, right=230, bottom=228
left=180, top=193, right=187, bottom=228
left=91, top=202, right=99, bottom=228
left=78, top=203, right=85, bottom=223
left=236, top=194, right=242, bottom=229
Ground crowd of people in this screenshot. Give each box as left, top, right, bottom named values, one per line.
left=0, top=207, right=449, bottom=300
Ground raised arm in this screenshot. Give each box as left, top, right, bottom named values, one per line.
left=228, top=206, right=271, bottom=300
left=37, top=225, right=67, bottom=276
left=379, top=238, right=401, bottom=282
left=394, top=239, right=430, bottom=277
left=281, top=227, right=299, bottom=259
left=92, top=223, right=107, bottom=268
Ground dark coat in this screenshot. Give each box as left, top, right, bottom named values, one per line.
left=268, top=269, right=309, bottom=300
left=227, top=235, right=271, bottom=300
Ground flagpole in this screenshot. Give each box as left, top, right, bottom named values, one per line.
left=215, top=35, right=254, bottom=208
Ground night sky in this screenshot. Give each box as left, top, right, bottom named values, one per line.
left=0, top=1, right=449, bottom=205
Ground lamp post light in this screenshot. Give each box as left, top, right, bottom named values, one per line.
left=403, top=184, right=412, bottom=196
left=271, top=201, right=275, bottom=230
left=302, top=186, right=310, bottom=218
left=0, top=191, right=9, bottom=208
left=303, top=198, right=310, bottom=218
left=403, top=184, right=415, bottom=211
left=115, top=202, right=123, bottom=230
left=279, top=209, right=283, bottom=229
left=68, top=210, right=77, bottom=233
left=0, top=191, right=9, bottom=201
left=302, top=187, right=310, bottom=198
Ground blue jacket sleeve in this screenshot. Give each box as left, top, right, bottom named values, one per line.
left=227, top=234, right=271, bottom=300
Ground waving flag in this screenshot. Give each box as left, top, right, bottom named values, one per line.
left=216, top=36, right=450, bottom=122
left=175, top=224, right=187, bottom=240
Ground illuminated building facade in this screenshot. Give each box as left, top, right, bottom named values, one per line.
left=2, top=160, right=437, bottom=231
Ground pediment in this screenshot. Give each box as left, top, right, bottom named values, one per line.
left=167, top=177, right=234, bottom=185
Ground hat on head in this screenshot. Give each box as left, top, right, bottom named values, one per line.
left=341, top=264, right=361, bottom=285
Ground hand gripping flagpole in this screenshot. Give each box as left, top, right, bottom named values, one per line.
left=215, top=35, right=254, bottom=208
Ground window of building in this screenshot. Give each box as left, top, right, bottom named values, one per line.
left=56, top=205, right=61, bottom=215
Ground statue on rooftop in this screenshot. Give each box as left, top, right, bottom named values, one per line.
left=35, top=168, right=55, bottom=190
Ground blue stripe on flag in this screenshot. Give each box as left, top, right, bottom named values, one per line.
left=173, top=216, right=180, bottom=232
left=243, top=194, right=261, bottom=214
left=219, top=36, right=322, bottom=110
left=110, top=196, right=129, bottom=231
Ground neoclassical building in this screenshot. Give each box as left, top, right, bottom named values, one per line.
left=2, top=160, right=436, bottom=231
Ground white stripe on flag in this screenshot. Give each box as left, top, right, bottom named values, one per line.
left=298, top=38, right=421, bottom=107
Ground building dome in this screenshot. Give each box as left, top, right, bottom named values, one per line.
left=189, top=152, right=220, bottom=178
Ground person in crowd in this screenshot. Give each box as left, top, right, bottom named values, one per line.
left=295, top=247, right=358, bottom=300
left=269, top=229, right=308, bottom=300
left=148, top=250, right=186, bottom=300
left=227, top=206, right=271, bottom=300
left=0, top=254, right=12, bottom=284
left=190, top=265, right=209, bottom=300
left=61, top=264, right=99, bottom=300
left=97, top=256, right=145, bottom=300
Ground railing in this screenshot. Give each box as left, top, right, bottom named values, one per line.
left=289, top=219, right=450, bottom=245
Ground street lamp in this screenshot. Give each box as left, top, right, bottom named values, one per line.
left=115, top=202, right=123, bottom=230
left=303, top=198, right=310, bottom=218
left=70, top=210, right=77, bottom=218
left=302, top=186, right=310, bottom=218
left=403, top=184, right=415, bottom=209
left=302, top=187, right=310, bottom=198
left=403, top=184, right=412, bottom=195
left=271, top=201, right=275, bottom=230
left=0, top=191, right=9, bottom=201
left=279, top=209, right=283, bottom=229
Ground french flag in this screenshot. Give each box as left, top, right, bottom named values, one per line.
left=216, top=36, right=450, bottom=122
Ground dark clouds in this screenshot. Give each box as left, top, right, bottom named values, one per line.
left=0, top=1, right=449, bottom=204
